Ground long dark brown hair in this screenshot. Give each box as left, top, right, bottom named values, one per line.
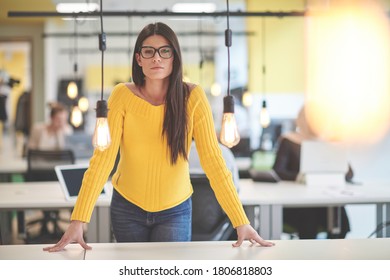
left=132, top=22, right=189, bottom=165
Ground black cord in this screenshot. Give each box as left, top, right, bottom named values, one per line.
left=225, top=0, right=231, bottom=97
left=262, top=17, right=266, bottom=95
left=99, top=0, right=105, bottom=101
left=73, top=17, right=78, bottom=78
left=198, top=18, right=204, bottom=69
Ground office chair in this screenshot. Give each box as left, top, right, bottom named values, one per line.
left=190, top=174, right=235, bottom=241
left=21, top=149, right=75, bottom=243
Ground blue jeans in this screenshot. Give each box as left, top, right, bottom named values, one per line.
left=110, top=189, right=192, bottom=242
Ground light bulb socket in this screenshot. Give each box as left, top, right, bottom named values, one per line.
left=96, top=100, right=108, bottom=118
left=225, top=29, right=232, bottom=47
left=262, top=100, right=267, bottom=108
left=73, top=63, right=78, bottom=73
left=99, top=32, right=106, bottom=51
left=223, top=95, right=235, bottom=113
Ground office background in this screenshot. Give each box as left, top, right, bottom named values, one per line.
left=1, top=0, right=390, bottom=238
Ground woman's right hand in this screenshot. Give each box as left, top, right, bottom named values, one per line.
left=43, top=220, right=92, bottom=252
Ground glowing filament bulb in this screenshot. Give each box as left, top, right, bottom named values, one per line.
left=219, top=96, right=240, bottom=148
left=260, top=100, right=270, bottom=128
left=92, top=100, right=111, bottom=151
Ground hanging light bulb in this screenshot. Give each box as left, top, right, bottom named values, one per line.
left=78, top=96, right=89, bottom=112
left=242, top=91, right=253, bottom=107
left=70, top=105, right=83, bottom=127
left=210, top=82, right=221, bottom=96
left=93, top=0, right=111, bottom=151
left=67, top=19, right=79, bottom=99
left=260, top=99, right=270, bottom=128
left=92, top=100, right=111, bottom=151
left=220, top=95, right=240, bottom=148
left=220, top=0, right=240, bottom=148
left=259, top=18, right=271, bottom=129
left=67, top=80, right=78, bottom=99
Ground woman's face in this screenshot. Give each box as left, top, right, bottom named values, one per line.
left=51, top=111, right=68, bottom=131
left=136, top=35, right=174, bottom=82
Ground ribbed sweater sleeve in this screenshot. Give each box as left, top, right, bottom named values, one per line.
left=71, top=84, right=125, bottom=222
left=189, top=86, right=250, bottom=228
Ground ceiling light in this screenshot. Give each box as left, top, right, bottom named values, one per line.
left=172, top=3, right=216, bottom=13
left=56, top=3, right=99, bottom=13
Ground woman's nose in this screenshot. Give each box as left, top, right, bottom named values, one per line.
left=152, top=51, right=161, bottom=62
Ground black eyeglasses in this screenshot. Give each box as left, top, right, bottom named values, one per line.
left=139, top=46, right=173, bottom=59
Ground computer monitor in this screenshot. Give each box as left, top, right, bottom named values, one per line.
left=300, top=140, right=348, bottom=187
left=300, top=140, right=348, bottom=174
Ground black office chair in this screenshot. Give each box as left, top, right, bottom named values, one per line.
left=20, top=149, right=75, bottom=243
left=190, top=174, right=235, bottom=241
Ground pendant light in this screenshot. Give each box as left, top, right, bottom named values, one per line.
left=260, top=18, right=271, bottom=128
left=219, top=0, right=240, bottom=148
left=242, top=89, right=253, bottom=107
left=78, top=96, right=89, bottom=112
left=67, top=18, right=79, bottom=99
left=70, top=105, right=83, bottom=127
left=92, top=0, right=111, bottom=151
left=68, top=17, right=84, bottom=128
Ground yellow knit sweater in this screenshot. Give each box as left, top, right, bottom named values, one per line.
left=71, top=83, right=249, bottom=228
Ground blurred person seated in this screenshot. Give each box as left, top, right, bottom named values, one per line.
left=22, top=102, right=73, bottom=243
left=28, top=102, right=73, bottom=150
left=272, top=105, right=352, bottom=239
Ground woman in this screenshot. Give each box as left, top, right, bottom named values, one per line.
left=28, top=102, right=73, bottom=150
left=44, top=22, right=274, bottom=252
left=272, top=106, right=351, bottom=239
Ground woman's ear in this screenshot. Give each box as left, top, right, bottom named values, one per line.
left=135, top=53, right=142, bottom=67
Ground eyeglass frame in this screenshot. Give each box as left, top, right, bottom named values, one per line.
left=139, top=45, right=174, bottom=59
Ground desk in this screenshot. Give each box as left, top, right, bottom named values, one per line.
left=1, top=239, right=389, bottom=260
left=83, top=238, right=390, bottom=260
left=239, top=179, right=390, bottom=240
left=0, top=181, right=112, bottom=244
left=0, top=244, right=85, bottom=260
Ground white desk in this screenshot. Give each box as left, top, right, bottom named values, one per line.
left=239, top=179, right=390, bottom=240
left=1, top=239, right=389, bottom=260
left=0, top=244, right=85, bottom=260
left=0, top=181, right=112, bottom=244
left=75, top=238, right=390, bottom=260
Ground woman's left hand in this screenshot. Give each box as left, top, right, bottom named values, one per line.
left=233, top=224, right=275, bottom=247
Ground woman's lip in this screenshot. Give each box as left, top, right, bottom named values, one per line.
left=151, top=67, right=163, bottom=69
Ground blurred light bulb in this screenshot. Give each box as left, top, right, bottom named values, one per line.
left=260, top=100, right=270, bottom=128
left=210, top=82, right=221, bottom=97
left=93, top=100, right=111, bottom=151
left=305, top=1, right=390, bottom=143
left=78, top=96, right=89, bottom=112
left=67, top=81, right=78, bottom=99
left=242, top=91, right=253, bottom=107
left=70, top=106, right=83, bottom=127
left=219, top=96, right=240, bottom=148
